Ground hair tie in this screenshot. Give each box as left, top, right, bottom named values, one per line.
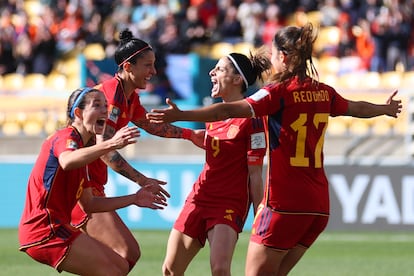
left=70, top=87, right=93, bottom=119
left=227, top=54, right=249, bottom=88
left=118, top=45, right=152, bottom=67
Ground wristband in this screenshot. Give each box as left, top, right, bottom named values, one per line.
left=182, top=128, right=192, bottom=140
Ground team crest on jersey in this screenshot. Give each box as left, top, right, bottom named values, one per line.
left=108, top=105, right=120, bottom=124
left=66, top=139, right=79, bottom=149
left=227, top=125, right=239, bottom=139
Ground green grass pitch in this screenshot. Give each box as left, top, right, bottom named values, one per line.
left=2, top=228, right=414, bottom=275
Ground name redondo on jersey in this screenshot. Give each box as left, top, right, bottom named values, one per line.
left=293, top=90, right=330, bottom=103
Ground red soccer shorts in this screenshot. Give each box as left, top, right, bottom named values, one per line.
left=250, top=205, right=329, bottom=250
left=174, top=201, right=246, bottom=246
left=24, top=225, right=81, bottom=272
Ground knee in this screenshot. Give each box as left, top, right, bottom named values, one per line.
left=125, top=242, right=141, bottom=271
left=162, top=262, right=178, bottom=276
left=210, top=262, right=231, bottom=276
left=97, top=258, right=129, bottom=276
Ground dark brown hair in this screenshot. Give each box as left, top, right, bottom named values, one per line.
left=269, top=23, right=318, bottom=84
left=227, top=46, right=272, bottom=92
left=114, top=29, right=152, bottom=70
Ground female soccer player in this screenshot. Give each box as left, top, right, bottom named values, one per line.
left=71, top=29, right=203, bottom=271
left=162, top=49, right=271, bottom=276
left=147, top=23, right=403, bottom=275
left=19, top=87, right=167, bottom=275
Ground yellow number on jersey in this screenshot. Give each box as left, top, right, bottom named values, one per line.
left=211, top=136, right=220, bottom=157
left=290, top=113, right=328, bottom=168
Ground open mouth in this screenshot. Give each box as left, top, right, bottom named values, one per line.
left=96, top=118, right=106, bottom=127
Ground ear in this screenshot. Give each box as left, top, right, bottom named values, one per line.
left=233, top=75, right=243, bottom=86
left=73, top=107, right=83, bottom=120
left=122, top=61, right=132, bottom=72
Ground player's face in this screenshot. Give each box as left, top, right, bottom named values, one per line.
left=129, top=51, right=157, bottom=90
left=209, top=57, right=240, bottom=99
left=81, top=91, right=108, bottom=136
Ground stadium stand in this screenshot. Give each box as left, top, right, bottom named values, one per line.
left=2, top=73, right=24, bottom=91
left=233, top=42, right=256, bottom=57
left=82, top=43, right=106, bottom=61
left=23, top=73, right=46, bottom=90
left=209, top=42, right=234, bottom=60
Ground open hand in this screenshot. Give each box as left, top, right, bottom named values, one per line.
left=111, top=125, right=140, bottom=149
left=147, top=98, right=181, bottom=123
left=139, top=177, right=170, bottom=199
left=386, top=90, right=403, bottom=118
left=134, top=185, right=168, bottom=210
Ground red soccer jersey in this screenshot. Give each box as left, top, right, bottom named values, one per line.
left=246, top=77, right=349, bottom=214
left=87, top=77, right=147, bottom=188
left=99, top=76, right=147, bottom=130
left=186, top=117, right=266, bottom=220
left=71, top=77, right=148, bottom=226
left=19, top=127, right=90, bottom=249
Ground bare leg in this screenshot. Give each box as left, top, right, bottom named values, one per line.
left=207, top=224, right=238, bottom=276
left=163, top=228, right=202, bottom=276
left=59, top=233, right=129, bottom=276
left=278, top=245, right=307, bottom=275
left=245, top=241, right=287, bottom=276
left=82, top=210, right=140, bottom=270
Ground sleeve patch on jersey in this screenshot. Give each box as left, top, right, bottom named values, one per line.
left=249, top=89, right=269, bottom=102
left=251, top=132, right=266, bottom=149
left=108, top=105, right=120, bottom=124
left=66, top=139, right=79, bottom=149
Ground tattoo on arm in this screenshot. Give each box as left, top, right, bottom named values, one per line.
left=136, top=119, right=183, bottom=138
left=106, top=151, right=145, bottom=184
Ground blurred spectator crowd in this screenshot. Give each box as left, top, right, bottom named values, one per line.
left=0, top=0, right=414, bottom=77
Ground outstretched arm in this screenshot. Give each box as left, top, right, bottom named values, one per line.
left=346, top=90, right=402, bottom=118
left=134, top=114, right=205, bottom=148
left=147, top=98, right=253, bottom=123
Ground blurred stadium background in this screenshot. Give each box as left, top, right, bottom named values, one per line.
left=1, top=0, right=414, bottom=232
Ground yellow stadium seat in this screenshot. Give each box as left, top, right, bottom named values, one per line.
left=66, top=75, right=81, bottom=91
left=401, top=71, right=414, bottom=89
left=317, top=56, right=340, bottom=75
left=23, top=121, right=44, bottom=136
left=314, top=26, right=340, bottom=55
left=348, top=118, right=372, bottom=136
left=46, top=73, right=68, bottom=91
left=210, top=42, right=234, bottom=60
left=23, top=0, right=44, bottom=19
left=83, top=43, right=106, bottom=60
left=233, top=42, right=255, bottom=56
left=24, top=73, right=46, bottom=89
left=2, top=73, right=24, bottom=91
left=338, top=72, right=363, bottom=90
left=305, top=11, right=322, bottom=27
left=380, top=71, right=402, bottom=90
left=2, top=121, right=21, bottom=136
left=327, top=116, right=350, bottom=136
left=191, top=44, right=211, bottom=57
left=370, top=116, right=394, bottom=136
left=319, top=73, right=338, bottom=87
left=1, top=111, right=26, bottom=136
left=360, top=72, right=381, bottom=90
left=55, top=57, right=81, bottom=77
